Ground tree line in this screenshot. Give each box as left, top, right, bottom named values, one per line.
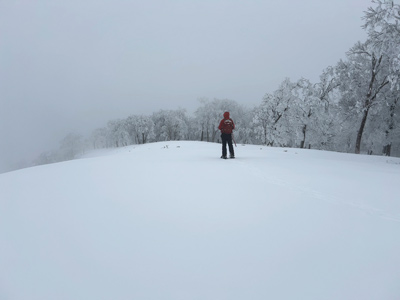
left=34, top=0, right=400, bottom=166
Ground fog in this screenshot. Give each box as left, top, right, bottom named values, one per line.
left=0, top=0, right=373, bottom=173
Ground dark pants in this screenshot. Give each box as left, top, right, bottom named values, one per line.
left=221, top=133, right=234, bottom=157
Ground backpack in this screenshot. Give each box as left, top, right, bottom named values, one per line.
left=220, top=118, right=234, bottom=134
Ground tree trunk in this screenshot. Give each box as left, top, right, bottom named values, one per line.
left=300, top=124, right=307, bottom=148
left=382, top=99, right=397, bottom=156
left=383, top=144, right=391, bottom=156
left=211, top=130, right=218, bottom=142
left=355, top=107, right=370, bottom=154
left=263, top=126, right=267, bottom=145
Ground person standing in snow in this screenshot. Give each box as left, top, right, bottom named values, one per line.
left=218, top=111, right=235, bottom=159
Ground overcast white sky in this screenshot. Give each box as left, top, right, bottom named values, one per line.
left=0, top=0, right=379, bottom=172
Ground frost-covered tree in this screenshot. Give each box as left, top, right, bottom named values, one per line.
left=185, top=114, right=200, bottom=141
left=152, top=109, right=189, bottom=141
left=253, top=78, right=295, bottom=146
left=253, top=73, right=342, bottom=149
left=125, top=115, right=155, bottom=144
left=336, top=41, right=390, bottom=154
left=312, top=66, right=342, bottom=150
left=363, top=0, right=400, bottom=89
left=107, top=119, right=130, bottom=147
left=236, top=107, right=256, bottom=145
left=288, top=78, right=323, bottom=149
left=90, top=127, right=109, bottom=149
left=365, top=88, right=400, bottom=155
left=252, top=100, right=273, bottom=145
left=33, top=151, right=58, bottom=166
left=381, top=91, right=400, bottom=155
left=359, top=0, right=400, bottom=156
left=59, top=133, right=84, bottom=160
left=193, top=98, right=215, bottom=142
left=194, top=98, right=245, bottom=143
left=230, top=104, right=253, bottom=145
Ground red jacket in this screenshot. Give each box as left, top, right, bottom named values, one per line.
left=218, top=112, right=235, bottom=134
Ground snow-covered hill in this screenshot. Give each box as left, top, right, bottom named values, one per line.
left=1, top=141, right=400, bottom=300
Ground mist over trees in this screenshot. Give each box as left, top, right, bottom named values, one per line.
left=31, top=0, right=399, bottom=167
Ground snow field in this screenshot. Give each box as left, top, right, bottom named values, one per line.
left=1, top=141, right=400, bottom=300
